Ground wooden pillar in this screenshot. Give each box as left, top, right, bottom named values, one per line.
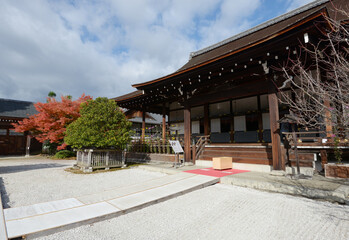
left=167, top=110, right=171, bottom=137
left=184, top=106, right=191, bottom=162
left=257, top=95, right=263, bottom=143
left=230, top=117, right=235, bottom=143
left=6, top=128, right=9, bottom=155
left=204, top=103, right=210, bottom=136
left=162, top=104, right=166, bottom=143
left=268, top=91, right=283, bottom=170
left=141, top=111, right=146, bottom=142
left=230, top=100, right=234, bottom=143
left=320, top=150, right=328, bottom=169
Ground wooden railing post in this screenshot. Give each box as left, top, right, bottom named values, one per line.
left=105, top=151, right=110, bottom=170
left=320, top=150, right=327, bottom=169
left=87, top=150, right=92, bottom=168
left=192, top=143, right=196, bottom=162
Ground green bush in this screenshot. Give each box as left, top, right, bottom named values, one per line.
left=54, top=150, right=75, bottom=159
left=64, top=97, right=132, bottom=149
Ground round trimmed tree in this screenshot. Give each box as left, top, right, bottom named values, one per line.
left=64, top=97, right=132, bottom=149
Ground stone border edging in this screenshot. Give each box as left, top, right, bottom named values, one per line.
left=0, top=192, right=8, bottom=240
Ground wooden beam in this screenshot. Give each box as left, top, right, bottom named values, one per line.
left=188, top=77, right=268, bottom=106
left=268, top=87, right=283, bottom=170
left=184, top=107, right=191, bottom=162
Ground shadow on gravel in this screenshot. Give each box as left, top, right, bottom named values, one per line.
left=0, top=163, right=70, bottom=174
left=315, top=204, right=349, bottom=222
left=0, top=177, right=10, bottom=208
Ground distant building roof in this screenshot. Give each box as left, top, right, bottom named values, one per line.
left=129, top=113, right=164, bottom=125
left=0, top=98, right=37, bottom=118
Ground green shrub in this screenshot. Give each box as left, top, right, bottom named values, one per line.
left=64, top=97, right=132, bottom=149
left=54, top=150, right=75, bottom=159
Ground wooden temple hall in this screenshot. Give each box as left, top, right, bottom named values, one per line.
left=114, top=0, right=348, bottom=172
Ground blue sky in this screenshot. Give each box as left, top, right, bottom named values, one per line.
left=0, top=0, right=314, bottom=102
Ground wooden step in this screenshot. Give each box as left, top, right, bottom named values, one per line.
left=201, top=150, right=272, bottom=159
left=204, top=146, right=271, bottom=152
left=288, top=154, right=314, bottom=161
left=199, top=156, right=272, bottom=165
left=289, top=160, right=313, bottom=167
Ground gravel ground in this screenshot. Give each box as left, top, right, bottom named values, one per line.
left=0, top=157, right=166, bottom=208
left=34, top=184, right=349, bottom=240
left=1, top=157, right=349, bottom=240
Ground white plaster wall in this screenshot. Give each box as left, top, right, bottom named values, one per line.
left=192, top=121, right=200, bottom=134
left=234, top=116, right=246, bottom=131
left=211, top=118, right=221, bottom=132
left=262, top=113, right=270, bottom=130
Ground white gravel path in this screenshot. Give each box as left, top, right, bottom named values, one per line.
left=1, top=158, right=349, bottom=240
left=0, top=158, right=166, bottom=208
left=35, top=184, right=349, bottom=240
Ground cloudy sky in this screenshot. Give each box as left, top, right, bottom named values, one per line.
left=1, top=0, right=314, bottom=102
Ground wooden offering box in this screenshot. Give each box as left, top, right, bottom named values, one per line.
left=213, top=157, right=232, bottom=170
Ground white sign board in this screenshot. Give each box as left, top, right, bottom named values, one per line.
left=169, top=140, right=184, bottom=153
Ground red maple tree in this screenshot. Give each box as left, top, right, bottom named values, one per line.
left=13, top=94, right=92, bottom=150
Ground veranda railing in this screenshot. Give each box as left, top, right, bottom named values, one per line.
left=128, top=140, right=174, bottom=154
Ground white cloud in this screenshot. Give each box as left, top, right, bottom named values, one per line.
left=0, top=0, right=298, bottom=103
left=198, top=0, right=261, bottom=48
left=286, top=0, right=316, bottom=12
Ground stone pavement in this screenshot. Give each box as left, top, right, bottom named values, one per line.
left=137, top=163, right=349, bottom=205
left=3, top=172, right=218, bottom=239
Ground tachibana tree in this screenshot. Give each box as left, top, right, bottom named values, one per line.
left=12, top=94, right=92, bottom=150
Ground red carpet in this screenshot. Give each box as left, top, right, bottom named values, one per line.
left=184, top=168, right=249, bottom=177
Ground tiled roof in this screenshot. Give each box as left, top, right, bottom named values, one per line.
left=0, top=98, right=37, bottom=118
left=112, top=90, right=144, bottom=102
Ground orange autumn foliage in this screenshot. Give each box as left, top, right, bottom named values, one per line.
left=12, top=94, right=92, bottom=150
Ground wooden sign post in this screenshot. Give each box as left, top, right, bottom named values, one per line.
left=169, top=140, right=184, bottom=167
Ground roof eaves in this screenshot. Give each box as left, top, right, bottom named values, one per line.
left=112, top=90, right=144, bottom=102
